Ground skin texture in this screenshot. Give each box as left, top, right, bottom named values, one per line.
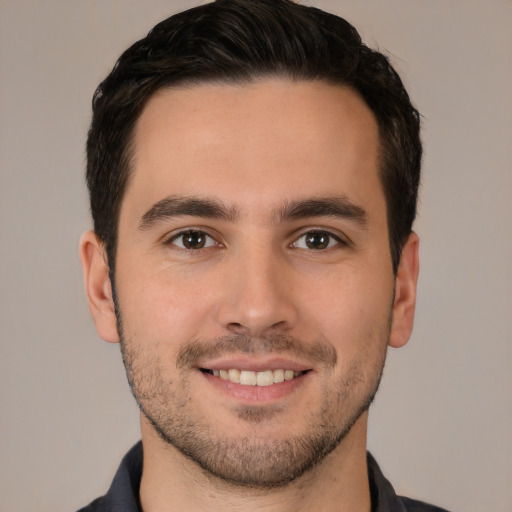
left=80, top=79, right=419, bottom=512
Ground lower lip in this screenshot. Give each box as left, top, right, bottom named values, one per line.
left=201, top=371, right=308, bottom=403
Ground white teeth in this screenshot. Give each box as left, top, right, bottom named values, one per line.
left=211, top=368, right=304, bottom=386
left=256, top=370, right=274, bottom=387
left=228, top=368, right=241, bottom=383
left=273, top=369, right=285, bottom=383
left=240, top=370, right=257, bottom=386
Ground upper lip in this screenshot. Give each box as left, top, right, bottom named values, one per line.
left=198, top=356, right=312, bottom=373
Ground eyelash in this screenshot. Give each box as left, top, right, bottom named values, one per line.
left=166, top=229, right=219, bottom=250
left=291, top=230, right=345, bottom=250
left=166, top=228, right=347, bottom=251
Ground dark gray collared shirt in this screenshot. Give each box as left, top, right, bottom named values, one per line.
left=78, top=442, right=450, bottom=512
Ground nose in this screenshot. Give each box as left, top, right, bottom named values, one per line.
left=216, top=246, right=299, bottom=338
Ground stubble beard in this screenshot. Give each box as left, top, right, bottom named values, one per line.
left=114, top=294, right=390, bottom=489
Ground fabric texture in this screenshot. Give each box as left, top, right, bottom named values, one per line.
left=77, top=442, right=450, bottom=512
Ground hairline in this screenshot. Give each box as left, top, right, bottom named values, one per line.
left=107, top=73, right=400, bottom=273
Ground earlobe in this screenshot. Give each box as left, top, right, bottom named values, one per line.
left=389, top=232, right=420, bottom=348
left=79, top=231, right=120, bottom=343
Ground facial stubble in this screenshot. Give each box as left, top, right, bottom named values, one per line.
left=114, top=288, right=391, bottom=489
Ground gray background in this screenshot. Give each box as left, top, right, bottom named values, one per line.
left=1, top=1, right=511, bottom=511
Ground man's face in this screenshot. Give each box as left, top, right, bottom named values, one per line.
left=96, top=80, right=416, bottom=486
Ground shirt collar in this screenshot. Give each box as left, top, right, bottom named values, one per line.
left=104, top=442, right=407, bottom=511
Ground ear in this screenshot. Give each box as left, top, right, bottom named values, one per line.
left=79, top=231, right=120, bottom=343
left=389, top=232, right=420, bottom=348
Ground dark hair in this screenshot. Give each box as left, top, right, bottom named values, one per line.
left=86, top=0, right=421, bottom=273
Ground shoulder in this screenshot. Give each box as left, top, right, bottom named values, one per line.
left=367, top=452, right=452, bottom=512
left=75, top=496, right=106, bottom=512
left=75, top=441, right=143, bottom=512
left=399, top=496, right=452, bottom=512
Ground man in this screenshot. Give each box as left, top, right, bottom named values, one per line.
left=78, top=1, right=448, bottom=510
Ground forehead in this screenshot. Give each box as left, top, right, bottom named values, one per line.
left=124, top=79, right=382, bottom=221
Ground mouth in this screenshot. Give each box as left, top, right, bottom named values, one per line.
left=200, top=368, right=309, bottom=386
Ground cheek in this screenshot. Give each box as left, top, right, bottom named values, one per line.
left=299, top=267, right=393, bottom=349
left=115, top=267, right=216, bottom=342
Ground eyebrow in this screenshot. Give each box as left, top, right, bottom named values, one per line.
left=277, top=196, right=368, bottom=228
left=138, top=195, right=238, bottom=230
left=138, top=194, right=368, bottom=230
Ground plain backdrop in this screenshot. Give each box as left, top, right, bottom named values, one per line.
left=1, top=1, right=511, bottom=511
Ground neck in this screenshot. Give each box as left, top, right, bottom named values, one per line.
left=139, top=413, right=372, bottom=512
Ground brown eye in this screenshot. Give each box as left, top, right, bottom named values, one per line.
left=305, top=231, right=330, bottom=249
left=170, top=230, right=215, bottom=249
left=293, top=230, right=340, bottom=250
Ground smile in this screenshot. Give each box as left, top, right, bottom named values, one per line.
left=201, top=368, right=307, bottom=386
